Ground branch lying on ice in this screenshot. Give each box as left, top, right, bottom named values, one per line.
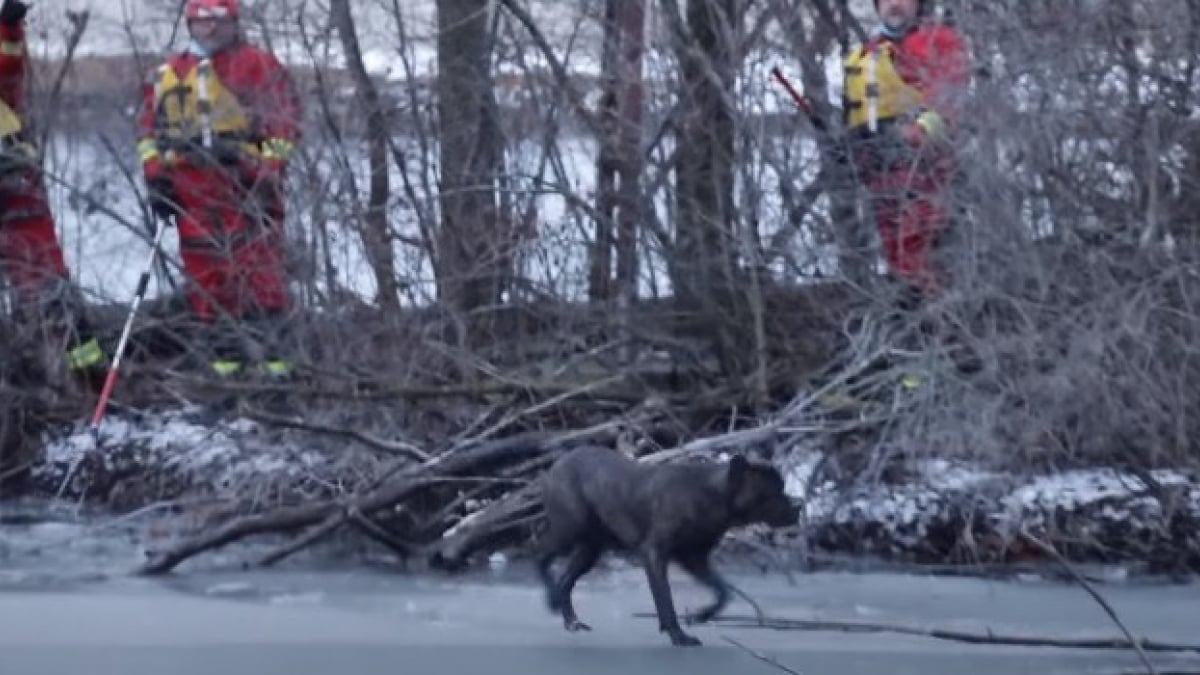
left=722, top=635, right=803, bottom=675
left=633, top=612, right=1200, bottom=655
left=347, top=506, right=415, bottom=560
left=139, top=502, right=334, bottom=574
left=254, top=510, right=345, bottom=568
left=1020, top=529, right=1159, bottom=675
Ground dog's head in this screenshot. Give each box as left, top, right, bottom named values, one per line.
left=725, top=455, right=801, bottom=528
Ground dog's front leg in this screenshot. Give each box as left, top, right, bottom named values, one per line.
left=679, top=553, right=730, bottom=624
left=642, top=548, right=701, bottom=646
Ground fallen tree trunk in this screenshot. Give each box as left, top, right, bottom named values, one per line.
left=426, top=483, right=544, bottom=570
left=139, top=502, right=334, bottom=574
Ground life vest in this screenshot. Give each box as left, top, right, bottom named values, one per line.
left=0, top=83, right=35, bottom=172
left=148, top=58, right=260, bottom=164
left=844, top=40, right=925, bottom=134
left=0, top=35, right=23, bottom=141
left=0, top=100, right=21, bottom=141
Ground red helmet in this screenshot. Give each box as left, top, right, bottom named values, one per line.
left=186, top=0, right=239, bottom=20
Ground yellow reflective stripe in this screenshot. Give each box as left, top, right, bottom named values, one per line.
left=0, top=100, right=20, bottom=137
left=916, top=110, right=946, bottom=138
left=259, top=359, right=294, bottom=377
left=66, top=338, right=105, bottom=370
left=260, top=137, right=294, bottom=161
left=137, top=138, right=160, bottom=162
left=0, top=40, right=23, bottom=56
left=211, top=360, right=243, bottom=376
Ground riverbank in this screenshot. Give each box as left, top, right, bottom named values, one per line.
left=9, top=406, right=1200, bottom=579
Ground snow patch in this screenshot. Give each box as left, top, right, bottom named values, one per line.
left=32, top=407, right=334, bottom=506
left=788, top=452, right=1200, bottom=566
left=783, top=450, right=825, bottom=498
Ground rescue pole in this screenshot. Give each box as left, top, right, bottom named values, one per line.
left=88, top=220, right=168, bottom=429
left=769, top=66, right=824, bottom=131
left=56, top=221, right=168, bottom=499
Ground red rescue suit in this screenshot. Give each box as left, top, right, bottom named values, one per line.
left=137, top=39, right=301, bottom=323
left=843, top=19, right=971, bottom=296
left=0, top=19, right=69, bottom=309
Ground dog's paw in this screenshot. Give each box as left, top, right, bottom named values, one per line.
left=564, top=618, right=592, bottom=632
left=684, top=608, right=718, bottom=625
left=669, top=631, right=702, bottom=647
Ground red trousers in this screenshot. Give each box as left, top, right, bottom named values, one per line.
left=171, top=164, right=291, bottom=322
left=0, top=172, right=69, bottom=307
left=864, top=163, right=953, bottom=296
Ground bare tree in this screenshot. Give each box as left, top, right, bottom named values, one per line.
left=435, top=0, right=507, bottom=331
left=589, top=0, right=646, bottom=319
left=330, top=0, right=404, bottom=320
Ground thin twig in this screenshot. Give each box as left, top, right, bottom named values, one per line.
left=722, top=635, right=804, bottom=675
left=241, top=406, right=430, bottom=461
left=0, top=459, right=34, bottom=484
left=633, top=613, right=1200, bottom=656
left=727, top=583, right=768, bottom=626
left=254, top=511, right=346, bottom=568
left=452, top=374, right=629, bottom=448
left=347, top=507, right=414, bottom=559
left=1020, top=529, right=1160, bottom=675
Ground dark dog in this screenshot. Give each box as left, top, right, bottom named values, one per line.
left=535, top=445, right=800, bottom=646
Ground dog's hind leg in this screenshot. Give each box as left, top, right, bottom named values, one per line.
left=537, top=548, right=563, bottom=611
left=536, top=483, right=588, bottom=612
left=678, top=552, right=731, bottom=625
left=554, top=541, right=602, bottom=632
left=642, top=548, right=701, bottom=646
left=536, top=531, right=574, bottom=612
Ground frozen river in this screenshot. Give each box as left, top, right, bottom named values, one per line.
left=2, top=500, right=1199, bottom=674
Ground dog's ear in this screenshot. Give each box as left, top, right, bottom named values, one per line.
left=727, top=454, right=749, bottom=493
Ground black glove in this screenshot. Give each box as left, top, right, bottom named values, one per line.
left=0, top=0, right=29, bottom=26
left=147, top=176, right=181, bottom=221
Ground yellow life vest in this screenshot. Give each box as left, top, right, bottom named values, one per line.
left=0, top=99, right=21, bottom=140
left=149, top=58, right=260, bottom=163
left=0, top=35, right=24, bottom=141
left=844, top=41, right=925, bottom=133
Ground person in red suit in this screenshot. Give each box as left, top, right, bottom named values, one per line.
left=138, top=0, right=303, bottom=377
left=0, top=0, right=103, bottom=371
left=842, top=0, right=972, bottom=303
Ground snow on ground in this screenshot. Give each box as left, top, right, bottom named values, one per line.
left=791, top=459, right=1200, bottom=524
left=19, top=405, right=1200, bottom=572
left=782, top=450, right=1200, bottom=561
left=34, top=408, right=331, bottom=506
